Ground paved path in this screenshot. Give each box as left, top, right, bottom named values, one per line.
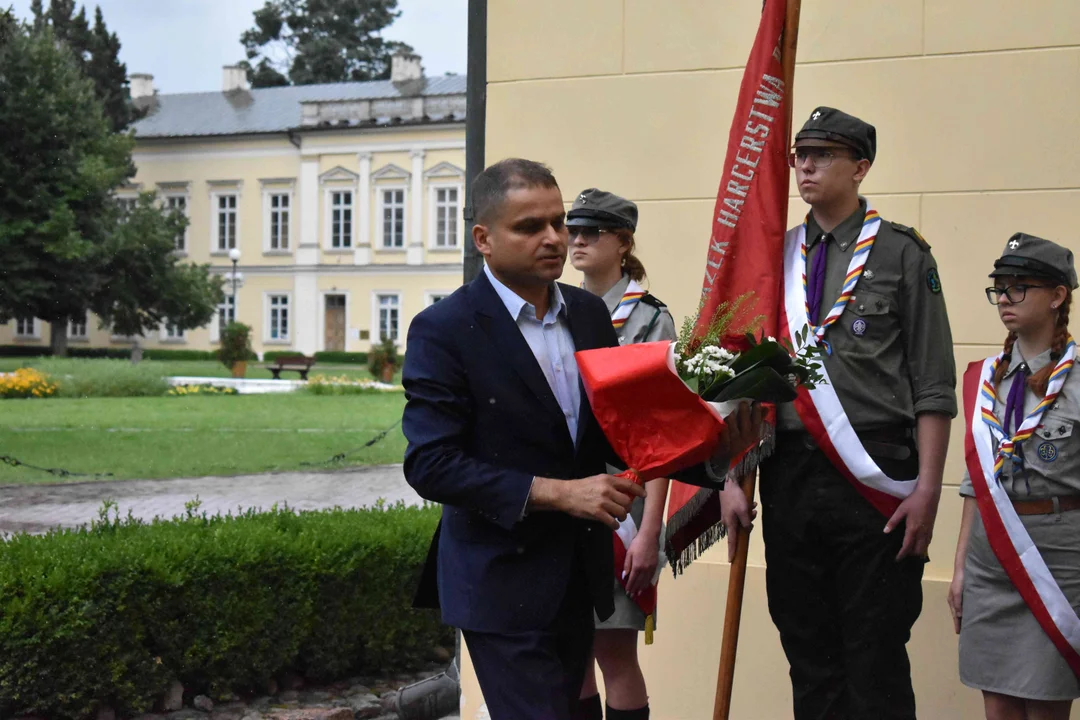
left=0, top=464, right=420, bottom=534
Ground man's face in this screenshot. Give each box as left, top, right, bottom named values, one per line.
left=792, top=140, right=869, bottom=206
left=473, top=184, right=568, bottom=288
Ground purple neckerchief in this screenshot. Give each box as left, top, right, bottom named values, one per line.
left=1003, top=363, right=1029, bottom=436
left=807, top=234, right=830, bottom=324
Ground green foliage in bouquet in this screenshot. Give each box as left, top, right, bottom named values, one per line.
left=675, top=293, right=826, bottom=404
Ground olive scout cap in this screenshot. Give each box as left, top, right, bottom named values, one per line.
left=794, top=106, right=877, bottom=165
left=990, top=232, right=1079, bottom=290
left=566, top=188, right=637, bottom=232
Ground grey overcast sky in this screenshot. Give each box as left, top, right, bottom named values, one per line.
left=5, top=0, right=468, bottom=94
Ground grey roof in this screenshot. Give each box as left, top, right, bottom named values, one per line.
left=133, top=74, right=467, bottom=139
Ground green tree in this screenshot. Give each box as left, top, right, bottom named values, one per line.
left=31, top=0, right=143, bottom=131
left=0, top=13, right=221, bottom=356
left=0, top=11, right=129, bottom=355
left=240, top=0, right=414, bottom=88
left=91, top=194, right=223, bottom=342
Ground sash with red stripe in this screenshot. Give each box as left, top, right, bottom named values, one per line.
left=963, top=354, right=1080, bottom=677
left=778, top=212, right=917, bottom=517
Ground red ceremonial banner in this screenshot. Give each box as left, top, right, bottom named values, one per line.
left=666, top=0, right=794, bottom=572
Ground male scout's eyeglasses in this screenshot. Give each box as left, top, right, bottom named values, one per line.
left=787, top=147, right=859, bottom=170
left=985, top=284, right=1052, bottom=305
left=568, top=227, right=616, bottom=244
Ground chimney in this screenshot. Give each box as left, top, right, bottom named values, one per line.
left=130, top=73, right=154, bottom=100
left=391, top=52, right=423, bottom=83
left=222, top=65, right=250, bottom=93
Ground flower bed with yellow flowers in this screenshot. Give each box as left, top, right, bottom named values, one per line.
left=166, top=384, right=239, bottom=397
left=0, top=368, right=57, bottom=399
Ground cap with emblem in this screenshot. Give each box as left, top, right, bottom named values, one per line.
left=566, top=188, right=638, bottom=231
left=990, top=232, right=1078, bottom=289
left=794, top=106, right=877, bottom=165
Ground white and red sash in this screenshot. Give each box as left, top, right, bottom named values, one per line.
left=779, top=206, right=917, bottom=517
left=963, top=351, right=1080, bottom=677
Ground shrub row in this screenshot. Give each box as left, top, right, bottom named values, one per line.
left=34, top=358, right=170, bottom=398
left=0, top=502, right=448, bottom=720
left=0, top=346, right=219, bottom=361
left=313, top=351, right=369, bottom=364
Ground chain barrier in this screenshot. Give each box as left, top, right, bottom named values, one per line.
left=0, top=455, right=114, bottom=479
left=0, top=420, right=400, bottom=479
left=300, top=419, right=402, bottom=466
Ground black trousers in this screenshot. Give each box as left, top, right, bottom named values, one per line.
left=463, top=561, right=595, bottom=720
left=759, top=432, right=926, bottom=720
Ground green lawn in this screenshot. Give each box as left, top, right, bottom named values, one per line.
left=0, top=394, right=407, bottom=484
left=0, top=358, right=393, bottom=382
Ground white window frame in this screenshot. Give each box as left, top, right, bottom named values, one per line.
left=163, top=193, right=190, bottom=253
left=209, top=185, right=241, bottom=255
left=428, top=183, right=464, bottom=249
left=69, top=313, right=89, bottom=340
left=160, top=322, right=186, bottom=343
left=211, top=295, right=238, bottom=343
left=324, top=187, right=355, bottom=250
left=14, top=317, right=39, bottom=339
left=264, top=292, right=292, bottom=344
left=262, top=188, right=293, bottom=253
left=116, top=194, right=139, bottom=220
left=379, top=186, right=408, bottom=250
left=425, top=291, right=452, bottom=306
left=371, top=291, right=402, bottom=344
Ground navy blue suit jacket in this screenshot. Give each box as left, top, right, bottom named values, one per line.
left=402, top=271, right=622, bottom=633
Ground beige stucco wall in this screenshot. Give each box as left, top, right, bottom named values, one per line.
left=460, top=1, right=1080, bottom=718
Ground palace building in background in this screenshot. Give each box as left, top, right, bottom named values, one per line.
left=0, top=53, right=465, bottom=358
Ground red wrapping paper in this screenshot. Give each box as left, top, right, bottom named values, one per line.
left=576, top=341, right=726, bottom=482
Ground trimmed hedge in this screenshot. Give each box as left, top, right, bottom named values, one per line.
left=0, top=502, right=448, bottom=720
left=0, top=344, right=50, bottom=357
left=313, top=351, right=369, bottom=364
left=0, top=347, right=218, bottom=361
left=142, top=349, right=217, bottom=361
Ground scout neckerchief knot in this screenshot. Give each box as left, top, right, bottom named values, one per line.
left=980, top=339, right=1076, bottom=481
left=800, top=207, right=881, bottom=354
left=610, top=279, right=646, bottom=329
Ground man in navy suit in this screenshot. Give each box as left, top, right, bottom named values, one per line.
left=403, top=159, right=758, bottom=720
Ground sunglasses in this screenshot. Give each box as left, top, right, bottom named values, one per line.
left=568, top=227, right=616, bottom=244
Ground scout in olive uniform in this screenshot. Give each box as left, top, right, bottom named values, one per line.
left=721, top=107, right=957, bottom=720
left=568, top=188, right=675, bottom=720
left=949, top=234, right=1080, bottom=719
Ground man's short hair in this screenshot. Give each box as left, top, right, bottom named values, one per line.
left=471, top=158, right=559, bottom=225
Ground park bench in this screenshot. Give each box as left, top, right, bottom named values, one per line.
left=267, top=355, right=316, bottom=380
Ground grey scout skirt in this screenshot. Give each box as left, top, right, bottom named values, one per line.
left=959, top=507, right=1080, bottom=700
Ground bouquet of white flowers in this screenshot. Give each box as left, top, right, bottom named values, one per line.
left=674, top=293, right=825, bottom=405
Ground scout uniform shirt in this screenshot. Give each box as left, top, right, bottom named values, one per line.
left=776, top=198, right=958, bottom=431
left=600, top=274, right=676, bottom=346
left=960, top=346, right=1080, bottom=499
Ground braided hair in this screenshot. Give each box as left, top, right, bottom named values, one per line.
left=993, top=289, right=1072, bottom=397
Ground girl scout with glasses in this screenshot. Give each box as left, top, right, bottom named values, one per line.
left=567, top=188, right=674, bottom=720
left=951, top=233, right=1080, bottom=719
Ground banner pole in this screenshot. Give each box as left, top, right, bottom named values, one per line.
left=712, top=2, right=801, bottom=718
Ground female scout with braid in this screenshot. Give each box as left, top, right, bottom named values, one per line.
left=567, top=188, right=675, bottom=720
left=950, top=233, right=1080, bottom=720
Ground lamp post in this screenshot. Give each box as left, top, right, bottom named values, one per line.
left=228, top=247, right=241, bottom=324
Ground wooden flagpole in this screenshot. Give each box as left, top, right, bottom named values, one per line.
left=712, top=2, right=801, bottom=719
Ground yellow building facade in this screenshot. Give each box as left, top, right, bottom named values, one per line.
left=0, top=55, right=466, bottom=358
left=459, top=2, right=1080, bottom=719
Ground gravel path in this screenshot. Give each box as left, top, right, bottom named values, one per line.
left=0, top=464, right=420, bottom=534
